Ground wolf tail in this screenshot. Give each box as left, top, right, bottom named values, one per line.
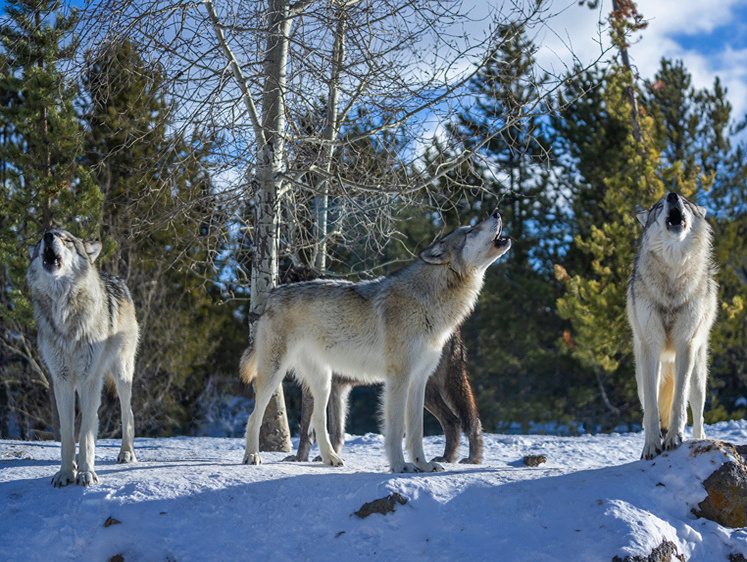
left=239, top=347, right=258, bottom=384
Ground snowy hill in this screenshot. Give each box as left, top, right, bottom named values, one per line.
left=2, top=422, right=747, bottom=561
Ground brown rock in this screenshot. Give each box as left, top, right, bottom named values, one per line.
left=523, top=454, right=547, bottom=467
left=353, top=493, right=407, bottom=518
left=695, top=458, right=747, bottom=528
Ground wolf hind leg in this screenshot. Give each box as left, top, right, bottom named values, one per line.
left=301, top=363, right=343, bottom=467
left=424, top=382, right=460, bottom=463
left=663, top=344, right=696, bottom=451
left=657, top=360, right=675, bottom=436
left=328, top=380, right=352, bottom=455
left=111, top=354, right=137, bottom=464
left=243, top=356, right=285, bottom=465
left=285, top=387, right=314, bottom=462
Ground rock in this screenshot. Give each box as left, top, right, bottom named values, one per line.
left=523, top=454, right=547, bottom=467
left=695, top=454, right=747, bottom=528
left=104, top=516, right=121, bottom=528
left=353, top=493, right=407, bottom=518
left=612, top=540, right=685, bottom=562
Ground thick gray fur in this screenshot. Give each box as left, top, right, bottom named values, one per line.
left=627, top=193, right=717, bottom=460
left=27, top=229, right=139, bottom=486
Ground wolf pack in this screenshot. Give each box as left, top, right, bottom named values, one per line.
left=25, top=193, right=717, bottom=486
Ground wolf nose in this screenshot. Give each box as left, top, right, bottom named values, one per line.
left=490, top=210, right=500, bottom=220
left=43, top=232, right=55, bottom=245
left=667, top=192, right=678, bottom=204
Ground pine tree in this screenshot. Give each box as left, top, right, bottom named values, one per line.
left=0, top=0, right=102, bottom=437
left=81, top=39, right=242, bottom=436
left=422, top=22, right=580, bottom=431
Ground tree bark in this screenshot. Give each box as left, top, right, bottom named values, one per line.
left=252, top=0, right=294, bottom=452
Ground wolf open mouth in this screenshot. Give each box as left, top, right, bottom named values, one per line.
left=666, top=207, right=686, bottom=231
left=493, top=223, right=510, bottom=248
left=42, top=245, right=61, bottom=270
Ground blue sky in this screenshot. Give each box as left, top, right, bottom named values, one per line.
left=531, top=0, right=747, bottom=122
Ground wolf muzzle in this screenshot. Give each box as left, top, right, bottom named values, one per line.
left=42, top=232, right=62, bottom=271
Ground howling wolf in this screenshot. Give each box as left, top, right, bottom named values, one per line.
left=241, top=212, right=509, bottom=473
left=627, top=193, right=717, bottom=460
left=27, top=229, right=139, bottom=486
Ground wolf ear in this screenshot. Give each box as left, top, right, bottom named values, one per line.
left=84, top=241, right=102, bottom=263
left=28, top=244, right=38, bottom=259
left=696, top=205, right=707, bottom=218
left=419, top=241, right=451, bottom=265
left=635, top=206, right=648, bottom=226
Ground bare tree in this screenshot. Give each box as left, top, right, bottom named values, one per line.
left=74, top=0, right=587, bottom=448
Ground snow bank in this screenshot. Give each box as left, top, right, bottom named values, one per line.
left=2, top=422, right=747, bottom=560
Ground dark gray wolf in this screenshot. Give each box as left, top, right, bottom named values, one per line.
left=627, top=192, right=717, bottom=460
left=27, top=229, right=139, bottom=486
left=241, top=212, right=509, bottom=472
left=287, top=330, right=483, bottom=465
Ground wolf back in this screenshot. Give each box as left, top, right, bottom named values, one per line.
left=240, top=211, right=509, bottom=473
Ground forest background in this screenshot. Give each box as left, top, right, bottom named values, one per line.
left=1, top=0, right=746, bottom=443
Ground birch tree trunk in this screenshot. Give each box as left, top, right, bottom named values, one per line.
left=314, top=7, right=347, bottom=273
left=251, top=0, right=293, bottom=452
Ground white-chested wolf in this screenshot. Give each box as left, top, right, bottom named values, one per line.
left=240, top=211, right=510, bottom=473
left=27, top=229, right=139, bottom=486
left=627, top=192, right=717, bottom=460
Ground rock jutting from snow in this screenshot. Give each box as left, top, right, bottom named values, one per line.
left=694, top=443, right=747, bottom=529
left=353, top=492, right=407, bottom=518
left=612, top=540, right=686, bottom=562
left=523, top=454, right=547, bottom=467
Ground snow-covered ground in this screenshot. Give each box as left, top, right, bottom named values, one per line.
left=2, top=422, right=747, bottom=561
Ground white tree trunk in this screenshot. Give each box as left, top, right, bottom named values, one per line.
left=251, top=0, right=294, bottom=452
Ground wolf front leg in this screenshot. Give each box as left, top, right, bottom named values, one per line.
left=635, top=342, right=664, bottom=460
left=406, top=369, right=444, bottom=473
left=663, top=343, right=697, bottom=451
left=384, top=375, right=419, bottom=473
left=76, top=375, right=105, bottom=486
left=51, top=377, right=77, bottom=487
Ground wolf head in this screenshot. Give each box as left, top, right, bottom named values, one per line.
left=419, top=211, right=511, bottom=273
left=27, top=229, right=102, bottom=289
left=635, top=192, right=709, bottom=264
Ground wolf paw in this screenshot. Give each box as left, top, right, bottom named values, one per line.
left=117, top=450, right=137, bottom=464
left=431, top=455, right=456, bottom=464
left=418, top=461, right=444, bottom=473
left=76, top=471, right=98, bottom=487
left=663, top=432, right=684, bottom=451
left=640, top=440, right=662, bottom=460
left=322, top=453, right=344, bottom=467
left=243, top=452, right=262, bottom=465
left=459, top=456, right=482, bottom=465
left=283, top=454, right=302, bottom=462
left=51, top=469, right=77, bottom=488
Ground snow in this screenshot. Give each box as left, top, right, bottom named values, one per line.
left=2, top=422, right=747, bottom=561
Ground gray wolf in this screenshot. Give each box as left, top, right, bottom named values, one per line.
left=241, top=211, right=509, bottom=472
left=27, top=229, right=139, bottom=486
left=626, top=192, right=717, bottom=460
left=288, top=331, right=483, bottom=465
